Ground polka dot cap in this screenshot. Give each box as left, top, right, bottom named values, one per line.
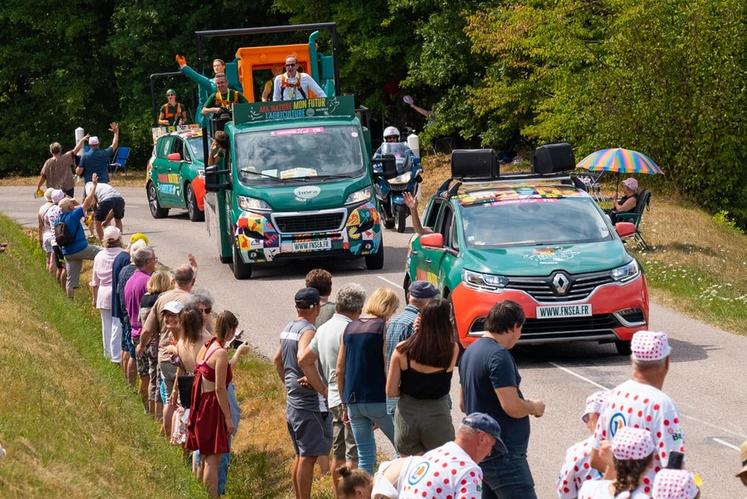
left=631, top=331, right=672, bottom=362
left=582, top=389, right=608, bottom=421
left=652, top=469, right=698, bottom=499
left=612, top=426, right=655, bottom=460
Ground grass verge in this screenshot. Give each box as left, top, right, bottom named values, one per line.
left=420, top=155, right=747, bottom=334
left=0, top=214, right=334, bottom=498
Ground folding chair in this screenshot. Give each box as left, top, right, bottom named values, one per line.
left=109, top=146, right=130, bottom=174
left=616, top=189, right=652, bottom=250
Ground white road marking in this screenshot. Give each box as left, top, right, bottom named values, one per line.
left=713, top=438, right=741, bottom=451
left=550, top=362, right=747, bottom=442
left=377, top=275, right=402, bottom=288
left=548, top=362, right=610, bottom=390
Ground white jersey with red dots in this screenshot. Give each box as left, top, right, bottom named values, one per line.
left=578, top=479, right=650, bottom=498
left=591, top=379, right=684, bottom=495
left=557, top=436, right=603, bottom=498
left=399, top=441, right=483, bottom=499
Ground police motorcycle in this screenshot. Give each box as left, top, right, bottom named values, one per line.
left=372, top=127, right=423, bottom=233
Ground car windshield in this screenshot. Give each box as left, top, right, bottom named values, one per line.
left=461, top=196, right=612, bottom=247
left=235, top=125, right=365, bottom=184
left=187, top=137, right=205, bottom=163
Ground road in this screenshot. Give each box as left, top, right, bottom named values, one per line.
left=3, top=185, right=745, bottom=498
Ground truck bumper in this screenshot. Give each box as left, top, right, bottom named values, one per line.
left=233, top=201, right=383, bottom=263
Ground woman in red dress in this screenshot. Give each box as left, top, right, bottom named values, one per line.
left=186, top=311, right=238, bottom=497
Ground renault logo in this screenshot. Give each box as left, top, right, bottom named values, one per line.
left=552, top=272, right=571, bottom=295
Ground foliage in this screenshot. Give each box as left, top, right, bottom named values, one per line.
left=712, top=210, right=744, bottom=235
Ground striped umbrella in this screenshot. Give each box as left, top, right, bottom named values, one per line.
left=576, top=148, right=663, bottom=175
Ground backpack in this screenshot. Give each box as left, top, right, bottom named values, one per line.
left=54, top=216, right=79, bottom=247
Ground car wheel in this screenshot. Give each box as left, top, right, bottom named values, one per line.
left=147, top=182, right=169, bottom=219
left=365, top=244, right=384, bottom=270
left=231, top=243, right=253, bottom=279
left=395, top=205, right=407, bottom=233
left=615, top=340, right=632, bottom=355
left=186, top=183, right=204, bottom=222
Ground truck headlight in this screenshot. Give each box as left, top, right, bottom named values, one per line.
left=463, top=269, right=509, bottom=291
left=390, top=171, right=412, bottom=185
left=611, top=260, right=640, bottom=282
left=238, top=195, right=271, bottom=212
left=345, top=187, right=371, bottom=205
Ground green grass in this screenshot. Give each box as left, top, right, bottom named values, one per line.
left=0, top=214, right=203, bottom=498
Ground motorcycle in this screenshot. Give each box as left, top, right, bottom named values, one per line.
left=372, top=142, right=423, bottom=233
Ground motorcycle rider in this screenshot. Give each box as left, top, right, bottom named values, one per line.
left=373, top=126, right=414, bottom=157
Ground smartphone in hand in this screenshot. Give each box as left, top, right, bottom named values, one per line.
left=230, top=329, right=246, bottom=350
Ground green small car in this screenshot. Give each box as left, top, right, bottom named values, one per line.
left=405, top=147, right=649, bottom=353
left=146, top=127, right=208, bottom=222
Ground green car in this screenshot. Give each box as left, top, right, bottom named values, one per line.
left=146, top=127, right=208, bottom=222
left=405, top=146, right=649, bottom=354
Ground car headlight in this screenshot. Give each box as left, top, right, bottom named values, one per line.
left=463, top=269, right=509, bottom=291
left=390, top=171, right=412, bottom=185
left=611, top=260, right=640, bottom=282
left=238, top=195, right=271, bottom=212
left=345, top=187, right=371, bottom=205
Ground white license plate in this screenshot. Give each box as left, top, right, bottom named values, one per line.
left=536, top=303, right=593, bottom=319
left=292, top=239, right=332, bottom=252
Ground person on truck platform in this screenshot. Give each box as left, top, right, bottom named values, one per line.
left=177, top=55, right=239, bottom=127
left=201, top=73, right=247, bottom=121
left=158, top=89, right=189, bottom=126
left=272, top=55, right=326, bottom=102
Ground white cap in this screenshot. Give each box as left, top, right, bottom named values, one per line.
left=89, top=136, right=100, bottom=146
left=162, top=301, right=184, bottom=314
left=631, top=331, right=672, bottom=362
left=103, top=226, right=121, bottom=241
left=582, top=390, right=608, bottom=421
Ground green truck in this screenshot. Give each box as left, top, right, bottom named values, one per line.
left=199, top=24, right=383, bottom=278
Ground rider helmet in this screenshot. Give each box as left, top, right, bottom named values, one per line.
left=383, top=126, right=400, bottom=142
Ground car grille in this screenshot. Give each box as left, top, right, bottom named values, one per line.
left=273, top=212, right=345, bottom=233
left=506, top=271, right=614, bottom=302
left=470, top=314, right=620, bottom=341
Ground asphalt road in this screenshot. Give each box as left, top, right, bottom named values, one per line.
left=3, top=185, right=745, bottom=498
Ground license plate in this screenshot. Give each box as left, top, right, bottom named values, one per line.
left=292, top=239, right=332, bottom=252
left=536, top=303, right=593, bottom=319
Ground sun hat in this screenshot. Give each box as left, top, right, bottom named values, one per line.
left=652, top=469, right=699, bottom=499
left=631, top=330, right=672, bottom=362
left=51, top=189, right=65, bottom=204
left=612, top=426, right=655, bottom=460
left=103, top=226, right=121, bottom=241
left=623, top=177, right=639, bottom=191
left=462, top=412, right=509, bottom=455
left=162, top=301, right=184, bottom=314
left=582, top=390, right=608, bottom=422
left=44, top=188, right=54, bottom=201
left=89, top=136, right=100, bottom=146
left=295, top=287, right=320, bottom=309
left=408, top=280, right=439, bottom=299
left=737, top=439, right=747, bottom=477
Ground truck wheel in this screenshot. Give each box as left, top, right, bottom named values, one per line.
left=384, top=218, right=395, bottom=229
left=147, top=182, right=169, bottom=219
left=186, top=183, right=204, bottom=222
left=365, top=244, right=385, bottom=270
left=395, top=206, right=407, bottom=233
left=231, top=244, right=253, bottom=279
left=615, top=340, right=632, bottom=355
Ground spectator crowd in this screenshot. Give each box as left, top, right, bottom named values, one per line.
left=32, top=142, right=747, bottom=498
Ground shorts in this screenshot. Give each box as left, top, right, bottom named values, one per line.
left=394, top=394, right=454, bottom=456
left=95, top=196, right=125, bottom=222
left=159, top=361, right=178, bottom=403
left=121, top=320, right=135, bottom=359
left=330, top=404, right=358, bottom=462
left=64, top=188, right=74, bottom=198
left=286, top=405, right=333, bottom=457
left=64, top=244, right=100, bottom=289
left=134, top=337, right=150, bottom=377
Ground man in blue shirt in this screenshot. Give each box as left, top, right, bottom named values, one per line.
left=385, top=280, right=438, bottom=415
left=55, top=177, right=101, bottom=297
left=76, top=122, right=119, bottom=184
left=459, top=300, right=545, bottom=499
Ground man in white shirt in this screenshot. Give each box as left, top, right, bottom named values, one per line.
left=84, top=177, right=126, bottom=240
left=273, top=55, right=327, bottom=101
left=590, top=331, right=685, bottom=495
left=298, top=283, right=366, bottom=492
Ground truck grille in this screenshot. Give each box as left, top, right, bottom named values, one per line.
left=470, top=314, right=620, bottom=341
left=273, top=211, right=345, bottom=233
left=506, top=271, right=614, bottom=303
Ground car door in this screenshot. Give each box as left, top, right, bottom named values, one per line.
left=409, top=198, right=445, bottom=285
left=151, top=136, right=175, bottom=206
left=423, top=203, right=456, bottom=287
left=160, top=137, right=185, bottom=206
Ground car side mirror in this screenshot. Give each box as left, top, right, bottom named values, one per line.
left=420, top=233, right=444, bottom=248
left=167, top=152, right=182, bottom=161
left=615, top=222, right=636, bottom=239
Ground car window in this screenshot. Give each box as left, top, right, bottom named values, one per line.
left=449, top=215, right=460, bottom=251
left=171, top=138, right=184, bottom=159
left=424, top=199, right=442, bottom=230
left=157, top=137, right=174, bottom=159
left=438, top=205, right=454, bottom=246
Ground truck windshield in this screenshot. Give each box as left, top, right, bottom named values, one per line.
left=235, top=125, right=365, bottom=184
left=461, top=197, right=612, bottom=247
left=187, top=137, right=205, bottom=163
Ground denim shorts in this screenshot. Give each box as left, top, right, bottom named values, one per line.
left=480, top=451, right=537, bottom=499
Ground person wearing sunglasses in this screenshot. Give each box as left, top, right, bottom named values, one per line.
left=158, top=89, right=189, bottom=126
left=272, top=55, right=326, bottom=102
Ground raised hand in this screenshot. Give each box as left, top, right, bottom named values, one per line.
left=175, top=54, right=187, bottom=68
